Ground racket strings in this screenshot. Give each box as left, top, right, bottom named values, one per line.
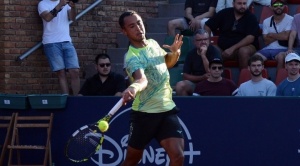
left=65, top=125, right=103, bottom=162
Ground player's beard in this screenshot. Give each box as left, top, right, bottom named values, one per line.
left=135, top=33, right=146, bottom=42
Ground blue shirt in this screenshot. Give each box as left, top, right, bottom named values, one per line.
left=276, top=77, right=300, bottom=96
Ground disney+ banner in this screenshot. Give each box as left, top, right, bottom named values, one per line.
left=3, top=97, right=299, bottom=165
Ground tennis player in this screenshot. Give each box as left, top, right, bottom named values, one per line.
left=119, top=10, right=185, bottom=166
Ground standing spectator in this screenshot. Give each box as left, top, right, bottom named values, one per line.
left=175, top=29, right=222, bottom=96
left=276, top=53, right=300, bottom=96
left=167, top=0, right=218, bottom=36
left=254, top=0, right=293, bottom=71
left=205, top=0, right=260, bottom=69
left=236, top=55, right=277, bottom=96
left=216, top=0, right=271, bottom=13
left=38, top=0, right=80, bottom=95
left=78, top=54, right=126, bottom=96
left=286, top=12, right=300, bottom=55
left=119, top=10, right=184, bottom=166
left=194, top=58, right=238, bottom=96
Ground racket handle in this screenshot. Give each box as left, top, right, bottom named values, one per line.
left=108, top=98, right=124, bottom=117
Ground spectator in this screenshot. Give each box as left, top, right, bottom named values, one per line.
left=78, top=54, right=126, bottom=96
left=276, top=53, right=300, bottom=96
left=167, top=0, right=218, bottom=36
left=286, top=12, right=300, bottom=55
left=254, top=0, right=293, bottom=71
left=119, top=10, right=184, bottom=166
left=236, top=55, right=277, bottom=96
left=205, top=0, right=260, bottom=69
left=175, top=29, right=222, bottom=96
left=216, top=0, right=271, bottom=13
left=38, top=0, right=80, bottom=95
left=194, top=58, right=238, bottom=96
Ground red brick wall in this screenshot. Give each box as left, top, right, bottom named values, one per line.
left=0, top=0, right=167, bottom=94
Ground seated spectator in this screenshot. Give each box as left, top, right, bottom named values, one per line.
left=205, top=0, right=260, bottom=69
left=167, top=0, right=217, bottom=36
left=175, top=29, right=221, bottom=96
left=276, top=52, right=300, bottom=96
left=194, top=58, right=238, bottom=96
left=216, top=0, right=271, bottom=13
left=236, top=55, right=277, bottom=96
left=78, top=54, right=126, bottom=96
left=286, top=12, right=300, bottom=55
left=254, top=0, right=293, bottom=71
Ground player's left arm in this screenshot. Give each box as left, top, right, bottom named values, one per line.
left=163, top=34, right=183, bottom=68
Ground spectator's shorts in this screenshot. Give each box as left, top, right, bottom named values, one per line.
left=257, top=49, right=287, bottom=60
left=43, top=41, right=79, bottom=71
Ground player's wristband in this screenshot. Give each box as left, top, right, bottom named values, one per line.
left=129, top=83, right=142, bottom=92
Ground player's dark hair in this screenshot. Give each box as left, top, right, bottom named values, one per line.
left=248, top=54, right=264, bottom=66
left=95, top=54, right=111, bottom=64
left=119, top=10, right=140, bottom=28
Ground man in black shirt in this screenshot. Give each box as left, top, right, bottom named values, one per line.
left=205, top=0, right=259, bottom=69
left=78, top=54, right=126, bottom=96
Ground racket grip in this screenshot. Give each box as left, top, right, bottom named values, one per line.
left=108, top=98, right=124, bottom=117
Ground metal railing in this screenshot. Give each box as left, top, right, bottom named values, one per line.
left=16, top=0, right=103, bottom=61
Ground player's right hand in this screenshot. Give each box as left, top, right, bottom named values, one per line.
left=122, top=87, right=136, bottom=105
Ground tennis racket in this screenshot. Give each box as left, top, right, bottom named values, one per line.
left=65, top=98, right=124, bottom=162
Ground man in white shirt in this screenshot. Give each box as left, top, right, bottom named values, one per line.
left=254, top=0, right=293, bottom=71
left=38, top=0, right=80, bottom=95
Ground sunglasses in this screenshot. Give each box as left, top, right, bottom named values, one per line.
left=211, top=66, right=223, bottom=70
left=272, top=3, right=284, bottom=7
left=98, top=63, right=111, bottom=67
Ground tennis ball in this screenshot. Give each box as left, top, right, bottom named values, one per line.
left=98, top=120, right=109, bottom=132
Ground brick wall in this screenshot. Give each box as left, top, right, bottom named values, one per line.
left=0, top=0, right=167, bottom=94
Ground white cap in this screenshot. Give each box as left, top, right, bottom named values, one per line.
left=285, top=53, right=300, bottom=63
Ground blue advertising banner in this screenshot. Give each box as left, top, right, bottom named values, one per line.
left=1, top=96, right=300, bottom=166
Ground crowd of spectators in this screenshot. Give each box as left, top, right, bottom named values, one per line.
left=38, top=0, right=300, bottom=97
left=169, top=0, right=300, bottom=97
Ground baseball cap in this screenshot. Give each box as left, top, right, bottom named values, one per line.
left=285, top=53, right=300, bottom=63
left=209, top=58, right=223, bottom=66
left=271, top=0, right=286, bottom=5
